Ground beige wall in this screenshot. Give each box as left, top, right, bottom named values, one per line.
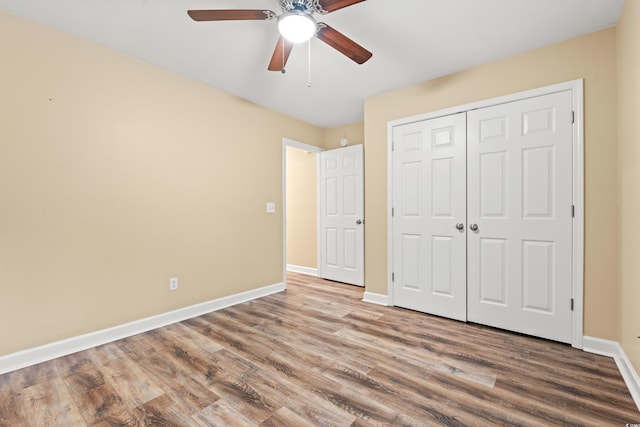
left=0, top=11, right=324, bottom=356
left=324, top=122, right=365, bottom=150
left=285, top=146, right=318, bottom=269
left=364, top=28, right=619, bottom=340
left=617, top=0, right=640, bottom=372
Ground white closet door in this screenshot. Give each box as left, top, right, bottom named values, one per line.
left=319, top=145, right=364, bottom=286
left=392, top=113, right=467, bottom=321
left=467, top=91, right=573, bottom=343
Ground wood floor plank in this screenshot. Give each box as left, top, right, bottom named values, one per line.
left=65, top=381, right=136, bottom=425
left=132, top=393, right=194, bottom=426
left=89, top=348, right=165, bottom=409
left=272, top=325, right=378, bottom=374
left=52, top=351, right=95, bottom=379
left=332, top=327, right=496, bottom=390
left=163, top=321, right=226, bottom=355
left=0, top=389, right=29, bottom=427
left=324, top=331, right=542, bottom=425
left=143, top=326, right=280, bottom=423
left=21, top=377, right=86, bottom=427
left=193, top=399, right=259, bottom=427
left=206, top=370, right=280, bottom=423
left=242, top=362, right=358, bottom=426
left=0, top=271, right=637, bottom=426
left=114, top=333, right=221, bottom=416
left=261, top=406, right=317, bottom=427
left=13, top=361, right=58, bottom=391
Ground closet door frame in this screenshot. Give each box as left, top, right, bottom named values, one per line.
left=386, top=79, right=584, bottom=349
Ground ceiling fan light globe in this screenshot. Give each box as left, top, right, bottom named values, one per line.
left=277, top=11, right=317, bottom=44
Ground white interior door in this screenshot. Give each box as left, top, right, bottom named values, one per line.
left=392, top=113, right=467, bottom=321
left=467, top=91, right=573, bottom=343
left=319, top=145, right=364, bottom=286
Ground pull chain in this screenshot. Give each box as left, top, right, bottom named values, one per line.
left=281, top=38, right=286, bottom=74
left=307, top=39, right=312, bottom=87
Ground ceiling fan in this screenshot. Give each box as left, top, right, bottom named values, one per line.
left=187, top=0, right=372, bottom=72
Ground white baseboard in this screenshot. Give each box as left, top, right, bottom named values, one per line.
left=583, top=336, right=640, bottom=411
left=286, top=264, right=318, bottom=276
left=582, top=336, right=619, bottom=356
left=0, top=281, right=285, bottom=376
left=363, top=291, right=389, bottom=306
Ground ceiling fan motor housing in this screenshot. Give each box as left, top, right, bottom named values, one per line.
left=281, top=0, right=328, bottom=15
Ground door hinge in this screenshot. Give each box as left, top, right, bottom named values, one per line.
left=392, top=207, right=395, bottom=217
left=392, top=272, right=395, bottom=282
left=571, top=298, right=574, bottom=311
left=391, top=140, right=395, bottom=151
left=571, top=205, right=575, bottom=218
left=571, top=110, right=575, bottom=124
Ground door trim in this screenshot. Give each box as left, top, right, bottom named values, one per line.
left=282, top=138, right=323, bottom=288
left=386, top=79, right=584, bottom=348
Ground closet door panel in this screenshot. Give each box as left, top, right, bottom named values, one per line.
left=467, top=91, right=573, bottom=344
left=392, top=113, right=467, bottom=321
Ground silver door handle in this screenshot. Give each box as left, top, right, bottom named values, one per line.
left=455, top=223, right=464, bottom=231
left=356, top=219, right=363, bottom=225
left=469, top=224, right=478, bottom=232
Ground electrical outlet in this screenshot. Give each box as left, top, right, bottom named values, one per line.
left=169, top=277, right=178, bottom=291
left=266, top=202, right=276, bottom=213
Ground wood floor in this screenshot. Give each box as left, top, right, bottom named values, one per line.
left=0, top=273, right=637, bottom=426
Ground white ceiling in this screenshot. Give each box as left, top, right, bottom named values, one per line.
left=0, top=0, right=624, bottom=128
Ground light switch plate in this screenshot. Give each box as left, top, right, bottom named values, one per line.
left=266, top=202, right=276, bottom=213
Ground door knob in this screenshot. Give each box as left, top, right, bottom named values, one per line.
left=469, top=224, right=479, bottom=232
left=455, top=223, right=464, bottom=231
left=356, top=219, right=363, bottom=225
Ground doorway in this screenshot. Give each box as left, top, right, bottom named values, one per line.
left=283, top=139, right=322, bottom=282
left=283, top=139, right=365, bottom=287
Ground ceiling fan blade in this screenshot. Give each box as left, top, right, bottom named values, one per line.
left=268, top=37, right=294, bottom=71
left=316, top=23, right=372, bottom=64
left=187, top=9, right=275, bottom=21
left=315, top=0, right=366, bottom=13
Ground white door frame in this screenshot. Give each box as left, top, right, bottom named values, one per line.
left=282, top=138, right=323, bottom=287
left=386, top=79, right=584, bottom=349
